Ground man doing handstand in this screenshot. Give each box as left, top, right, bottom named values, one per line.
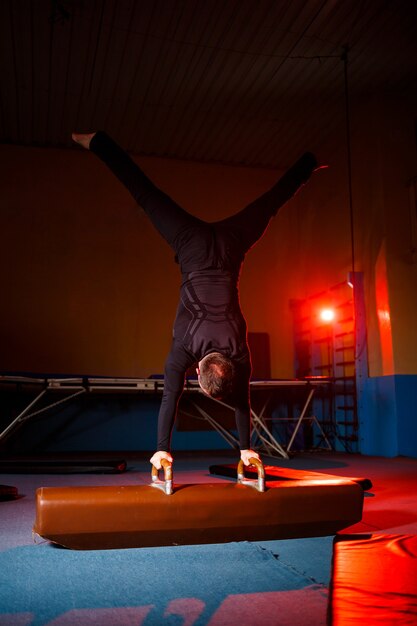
left=72, top=132, right=317, bottom=470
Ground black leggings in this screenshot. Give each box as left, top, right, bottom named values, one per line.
left=90, top=132, right=316, bottom=259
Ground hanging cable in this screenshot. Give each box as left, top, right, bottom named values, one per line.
left=342, top=45, right=355, bottom=279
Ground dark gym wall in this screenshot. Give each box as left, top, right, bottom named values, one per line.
left=1, top=95, right=416, bottom=386
left=0, top=142, right=290, bottom=378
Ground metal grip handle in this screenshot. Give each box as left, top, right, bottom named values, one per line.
left=237, top=457, right=265, bottom=492
left=151, top=458, right=173, bottom=495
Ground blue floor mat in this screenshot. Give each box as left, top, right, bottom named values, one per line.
left=0, top=541, right=328, bottom=626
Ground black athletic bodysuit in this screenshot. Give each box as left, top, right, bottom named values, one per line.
left=90, top=132, right=316, bottom=452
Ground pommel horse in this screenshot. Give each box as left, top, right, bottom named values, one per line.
left=33, top=458, right=363, bottom=550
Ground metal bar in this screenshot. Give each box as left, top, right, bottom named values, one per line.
left=0, top=388, right=48, bottom=441
left=191, top=385, right=294, bottom=459
left=187, top=400, right=240, bottom=448
left=251, top=426, right=283, bottom=457
left=286, top=388, right=315, bottom=452
left=250, top=407, right=289, bottom=459
left=312, top=416, right=333, bottom=450
left=0, top=375, right=330, bottom=391
left=22, top=388, right=87, bottom=420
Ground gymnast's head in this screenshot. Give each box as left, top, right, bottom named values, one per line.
left=197, top=352, right=235, bottom=400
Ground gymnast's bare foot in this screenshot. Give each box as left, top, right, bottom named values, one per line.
left=72, top=132, right=96, bottom=150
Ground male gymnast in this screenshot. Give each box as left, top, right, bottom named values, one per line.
left=72, top=132, right=318, bottom=470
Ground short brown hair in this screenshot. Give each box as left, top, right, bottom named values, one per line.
left=199, top=352, right=235, bottom=399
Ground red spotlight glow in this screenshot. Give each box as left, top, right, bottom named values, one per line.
left=320, top=308, right=335, bottom=322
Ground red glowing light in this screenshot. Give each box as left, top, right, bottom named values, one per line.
left=320, top=308, right=335, bottom=322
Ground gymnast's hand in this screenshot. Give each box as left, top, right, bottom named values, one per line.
left=240, top=449, right=260, bottom=466
left=150, top=450, right=173, bottom=470
left=72, top=132, right=96, bottom=150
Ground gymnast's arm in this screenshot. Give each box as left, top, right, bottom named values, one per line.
left=233, top=359, right=260, bottom=466
left=150, top=342, right=194, bottom=469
